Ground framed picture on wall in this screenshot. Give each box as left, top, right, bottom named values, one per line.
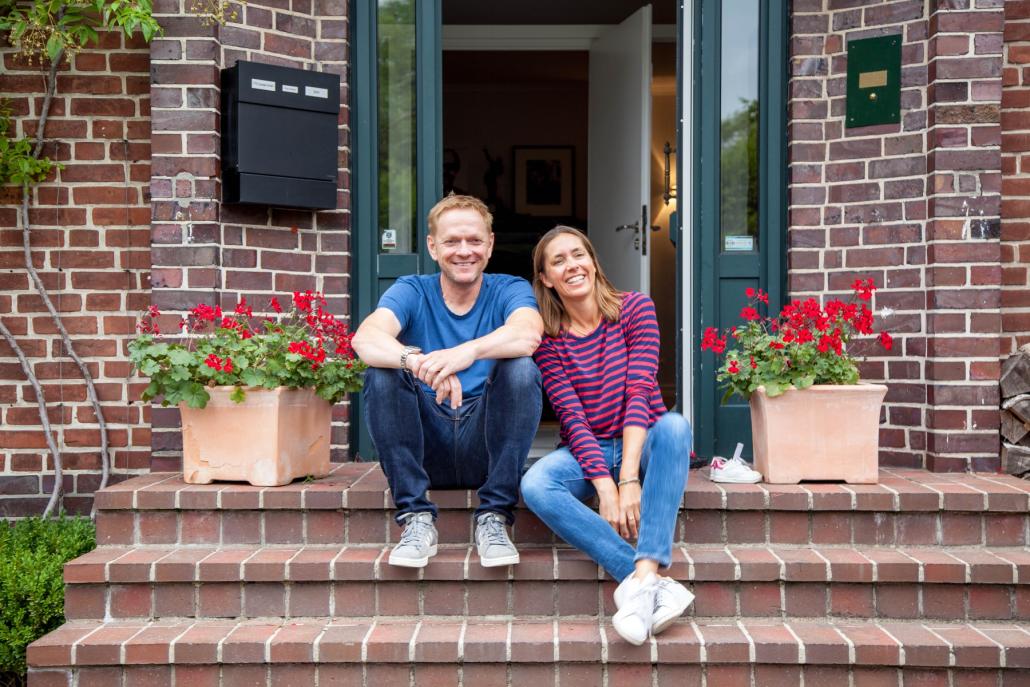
left=513, top=146, right=574, bottom=216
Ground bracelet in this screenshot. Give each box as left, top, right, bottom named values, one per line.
left=618, top=478, right=640, bottom=486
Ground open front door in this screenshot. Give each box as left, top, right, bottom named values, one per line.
left=588, top=5, right=652, bottom=294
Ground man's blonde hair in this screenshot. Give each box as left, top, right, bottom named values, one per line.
left=427, top=194, right=494, bottom=234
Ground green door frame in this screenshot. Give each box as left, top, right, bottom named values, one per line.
left=692, top=0, right=788, bottom=459
left=350, top=0, right=441, bottom=459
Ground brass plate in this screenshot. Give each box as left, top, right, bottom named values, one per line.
left=858, top=70, right=888, bottom=89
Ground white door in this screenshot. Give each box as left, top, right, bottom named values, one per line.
left=587, top=5, right=652, bottom=294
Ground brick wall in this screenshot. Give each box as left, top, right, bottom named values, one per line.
left=1002, top=0, right=1030, bottom=352
left=789, top=0, right=1004, bottom=472
left=147, top=0, right=352, bottom=469
left=0, top=32, right=153, bottom=517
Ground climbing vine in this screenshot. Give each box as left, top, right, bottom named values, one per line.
left=0, top=0, right=227, bottom=517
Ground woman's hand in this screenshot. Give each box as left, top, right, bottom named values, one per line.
left=618, top=480, right=641, bottom=540
left=593, top=477, right=621, bottom=533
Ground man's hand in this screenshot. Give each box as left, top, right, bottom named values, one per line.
left=433, top=373, right=463, bottom=409
left=593, top=477, right=622, bottom=534
left=617, top=481, right=641, bottom=540
left=411, top=344, right=477, bottom=389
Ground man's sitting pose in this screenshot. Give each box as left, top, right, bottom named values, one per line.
left=352, top=195, right=543, bottom=568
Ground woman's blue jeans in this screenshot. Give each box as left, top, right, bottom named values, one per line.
left=521, top=412, right=691, bottom=582
left=363, top=357, right=542, bottom=525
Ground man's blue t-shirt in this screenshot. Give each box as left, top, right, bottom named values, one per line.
left=378, top=273, right=538, bottom=398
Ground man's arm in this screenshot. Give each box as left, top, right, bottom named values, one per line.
left=351, top=307, right=407, bottom=369
left=352, top=307, right=464, bottom=408
left=411, top=307, right=542, bottom=389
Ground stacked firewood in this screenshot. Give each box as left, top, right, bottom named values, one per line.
left=1001, top=346, right=1030, bottom=478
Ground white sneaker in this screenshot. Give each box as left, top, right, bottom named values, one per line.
left=651, top=577, right=694, bottom=634
left=614, top=575, right=694, bottom=635
left=709, top=443, right=762, bottom=484
left=612, top=572, right=658, bottom=646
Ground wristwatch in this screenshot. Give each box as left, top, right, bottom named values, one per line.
left=400, top=345, right=421, bottom=371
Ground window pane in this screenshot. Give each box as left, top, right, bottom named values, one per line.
left=719, top=0, right=759, bottom=252
left=378, top=0, right=417, bottom=253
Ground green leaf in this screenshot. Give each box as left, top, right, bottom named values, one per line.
left=141, top=380, right=160, bottom=401
left=168, top=349, right=194, bottom=366
left=180, top=383, right=210, bottom=409
left=241, top=368, right=264, bottom=387
left=139, top=359, right=161, bottom=376
left=229, top=386, right=246, bottom=403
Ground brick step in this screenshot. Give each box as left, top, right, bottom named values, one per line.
left=27, top=617, right=1030, bottom=687
left=93, top=467, right=1030, bottom=548
left=63, top=545, right=1030, bottom=621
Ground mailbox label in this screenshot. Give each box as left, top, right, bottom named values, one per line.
left=305, top=86, right=329, bottom=99
left=251, top=78, right=276, bottom=92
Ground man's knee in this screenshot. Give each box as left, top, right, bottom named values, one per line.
left=363, top=366, right=408, bottom=399
left=493, top=356, right=541, bottom=392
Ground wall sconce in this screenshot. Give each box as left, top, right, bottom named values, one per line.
left=663, top=141, right=676, bottom=205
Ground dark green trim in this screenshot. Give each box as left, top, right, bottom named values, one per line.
left=416, top=0, right=442, bottom=274
left=351, top=0, right=377, bottom=326
left=760, top=0, right=789, bottom=313
left=693, top=0, right=719, bottom=458
left=349, top=0, right=377, bottom=458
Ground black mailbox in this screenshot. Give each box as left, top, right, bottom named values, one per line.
left=221, top=61, right=340, bottom=209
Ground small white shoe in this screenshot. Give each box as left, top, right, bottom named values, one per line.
left=651, top=577, right=694, bottom=634
left=709, top=443, right=762, bottom=484
left=612, top=572, right=658, bottom=646
left=614, top=575, right=694, bottom=635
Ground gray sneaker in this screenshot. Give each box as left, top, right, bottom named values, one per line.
left=475, top=512, right=520, bottom=567
left=388, top=512, right=438, bottom=568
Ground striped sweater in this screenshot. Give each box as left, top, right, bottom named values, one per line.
left=533, top=291, right=667, bottom=479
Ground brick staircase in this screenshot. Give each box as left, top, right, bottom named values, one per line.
left=27, top=463, right=1030, bottom=686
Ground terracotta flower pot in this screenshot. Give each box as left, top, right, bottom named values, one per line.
left=749, top=383, right=888, bottom=484
left=179, top=386, right=332, bottom=487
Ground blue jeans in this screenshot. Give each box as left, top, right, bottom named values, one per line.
left=521, top=412, right=691, bottom=581
left=363, top=357, right=542, bottom=525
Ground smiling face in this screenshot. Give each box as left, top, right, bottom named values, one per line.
left=539, top=232, right=597, bottom=304
left=427, top=207, right=495, bottom=288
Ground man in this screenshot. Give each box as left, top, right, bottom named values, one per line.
left=352, top=194, right=543, bottom=568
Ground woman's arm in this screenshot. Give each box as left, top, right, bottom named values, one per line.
left=621, top=293, right=662, bottom=430
left=535, top=340, right=624, bottom=533
left=535, top=341, right=608, bottom=479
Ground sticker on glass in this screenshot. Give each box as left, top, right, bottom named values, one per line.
left=305, top=86, right=329, bottom=99
left=724, top=235, right=755, bottom=252
left=381, top=229, right=397, bottom=250
left=251, top=78, right=276, bottom=92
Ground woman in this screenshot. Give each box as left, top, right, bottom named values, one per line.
left=521, top=226, right=693, bottom=646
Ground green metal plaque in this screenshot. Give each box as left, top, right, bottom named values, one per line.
left=846, top=34, right=901, bottom=128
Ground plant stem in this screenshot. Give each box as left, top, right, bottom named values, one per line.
left=0, top=318, right=64, bottom=518
left=20, top=44, right=112, bottom=517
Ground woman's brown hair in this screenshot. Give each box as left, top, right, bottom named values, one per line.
left=531, top=226, right=623, bottom=338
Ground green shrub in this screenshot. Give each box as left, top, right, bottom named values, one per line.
left=0, top=516, right=95, bottom=682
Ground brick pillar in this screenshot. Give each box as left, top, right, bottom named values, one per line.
left=789, top=0, right=933, bottom=469
left=148, top=0, right=352, bottom=469
left=1002, top=0, right=1030, bottom=352
left=924, top=2, right=1003, bottom=472
left=788, top=0, right=1003, bottom=471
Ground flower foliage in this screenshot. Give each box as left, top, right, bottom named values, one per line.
left=700, top=281, right=892, bottom=401
left=128, top=291, right=367, bottom=408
